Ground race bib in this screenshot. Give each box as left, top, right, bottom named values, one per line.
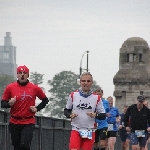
left=135, top=130, right=145, bottom=137
left=108, top=124, right=113, bottom=131
left=78, top=129, right=93, bottom=139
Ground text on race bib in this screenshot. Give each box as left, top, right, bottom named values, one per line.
left=78, top=130, right=93, bottom=139
left=135, top=130, right=145, bottom=137
left=108, top=124, right=113, bottom=131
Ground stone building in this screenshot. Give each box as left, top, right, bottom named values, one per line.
left=0, top=32, right=17, bottom=78
left=113, top=37, right=150, bottom=111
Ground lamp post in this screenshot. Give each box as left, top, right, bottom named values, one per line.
left=79, top=51, right=89, bottom=76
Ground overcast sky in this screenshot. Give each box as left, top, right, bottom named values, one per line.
left=0, top=0, right=150, bottom=99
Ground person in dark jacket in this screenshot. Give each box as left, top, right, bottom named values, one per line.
left=124, top=95, right=150, bottom=150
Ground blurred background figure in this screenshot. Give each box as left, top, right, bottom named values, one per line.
left=106, top=96, right=120, bottom=150
left=119, top=106, right=130, bottom=150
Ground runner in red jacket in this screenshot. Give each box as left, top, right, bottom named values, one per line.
left=1, top=65, right=49, bottom=150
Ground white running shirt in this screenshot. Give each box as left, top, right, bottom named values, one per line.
left=66, top=91, right=105, bottom=130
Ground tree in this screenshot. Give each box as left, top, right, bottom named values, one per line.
left=29, top=72, right=45, bottom=91
left=0, top=74, right=15, bottom=99
left=44, top=71, right=100, bottom=118
left=29, top=72, right=46, bottom=116
left=91, top=80, right=101, bottom=92
left=44, top=71, right=79, bottom=118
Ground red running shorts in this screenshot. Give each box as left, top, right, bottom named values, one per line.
left=69, top=130, right=95, bottom=150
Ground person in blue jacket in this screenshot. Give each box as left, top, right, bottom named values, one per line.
left=94, top=88, right=110, bottom=150
left=107, top=96, right=120, bottom=150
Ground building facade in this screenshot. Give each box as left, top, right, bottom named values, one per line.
left=113, top=37, right=150, bottom=111
left=0, top=32, right=17, bottom=78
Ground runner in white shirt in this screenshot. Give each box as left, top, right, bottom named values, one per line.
left=64, top=72, right=106, bottom=150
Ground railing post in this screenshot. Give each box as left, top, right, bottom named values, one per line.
left=4, top=109, right=9, bottom=150
left=52, top=119, right=55, bottom=150
left=37, top=116, right=42, bottom=150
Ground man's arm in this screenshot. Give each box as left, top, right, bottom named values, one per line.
left=64, top=93, right=73, bottom=118
left=96, top=100, right=106, bottom=120
left=1, top=85, right=11, bottom=108
left=95, top=113, right=106, bottom=120
left=147, top=108, right=150, bottom=128
left=116, top=108, right=120, bottom=122
left=116, top=108, right=120, bottom=117
left=31, top=86, right=49, bottom=112
left=105, top=100, right=110, bottom=113
left=36, top=97, right=49, bottom=112
left=124, top=106, right=131, bottom=127
left=1, top=100, right=11, bottom=108
left=64, top=108, right=72, bottom=118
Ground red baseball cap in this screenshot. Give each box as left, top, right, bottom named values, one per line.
left=17, top=65, right=29, bottom=74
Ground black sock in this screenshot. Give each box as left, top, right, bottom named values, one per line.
left=100, top=148, right=105, bottom=150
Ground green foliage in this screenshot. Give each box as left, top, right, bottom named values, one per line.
left=30, top=72, right=44, bottom=85
left=91, top=80, right=101, bottom=92
left=48, top=71, right=79, bottom=99
left=46, top=71, right=79, bottom=118
left=29, top=72, right=45, bottom=91
left=0, top=74, right=15, bottom=98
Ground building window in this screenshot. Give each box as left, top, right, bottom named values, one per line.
left=129, top=54, right=133, bottom=62
left=127, top=54, right=129, bottom=62
left=3, top=59, right=9, bottom=63
left=129, top=84, right=132, bottom=90
left=122, top=91, right=126, bottom=97
left=139, top=54, right=142, bottom=62
left=140, top=91, right=143, bottom=95
left=133, top=54, right=136, bottom=62
left=127, top=54, right=136, bottom=62
left=3, top=52, right=9, bottom=59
